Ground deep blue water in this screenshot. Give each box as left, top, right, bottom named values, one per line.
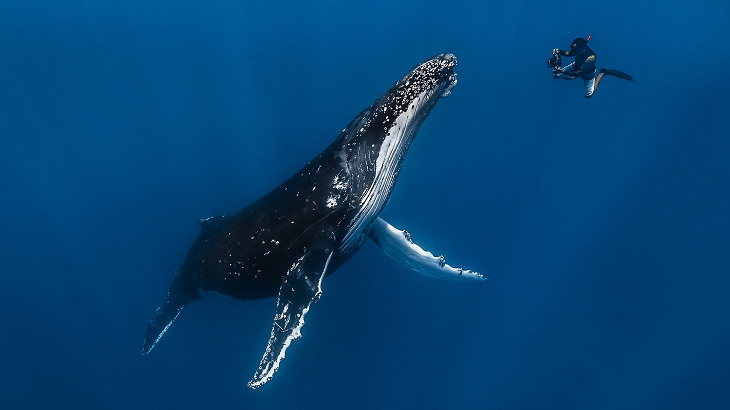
left=2, top=1, right=729, bottom=409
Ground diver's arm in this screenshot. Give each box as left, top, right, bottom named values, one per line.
left=557, top=49, right=574, bottom=57
left=556, top=54, right=595, bottom=77
left=557, top=69, right=581, bottom=77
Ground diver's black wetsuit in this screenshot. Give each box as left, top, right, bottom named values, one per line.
left=558, top=44, right=596, bottom=80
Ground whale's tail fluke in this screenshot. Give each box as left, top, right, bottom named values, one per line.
left=142, top=298, right=184, bottom=355
left=142, top=275, right=200, bottom=354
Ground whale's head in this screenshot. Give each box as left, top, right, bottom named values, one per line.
left=367, top=53, right=458, bottom=137
left=336, top=53, right=458, bottom=255
left=389, top=52, right=458, bottom=106
left=360, top=52, right=458, bottom=181
left=339, top=53, right=458, bottom=173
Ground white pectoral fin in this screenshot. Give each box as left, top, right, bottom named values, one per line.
left=248, top=228, right=336, bottom=389
left=369, top=217, right=486, bottom=283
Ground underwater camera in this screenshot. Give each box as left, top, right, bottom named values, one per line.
left=546, top=49, right=562, bottom=69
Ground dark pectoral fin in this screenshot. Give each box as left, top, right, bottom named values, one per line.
left=248, top=228, right=336, bottom=389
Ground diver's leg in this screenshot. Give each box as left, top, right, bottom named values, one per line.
left=594, top=71, right=605, bottom=91
left=584, top=76, right=596, bottom=98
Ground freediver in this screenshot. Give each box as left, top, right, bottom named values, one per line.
left=549, top=36, right=633, bottom=98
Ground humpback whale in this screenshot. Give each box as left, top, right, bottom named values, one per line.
left=142, top=53, right=485, bottom=389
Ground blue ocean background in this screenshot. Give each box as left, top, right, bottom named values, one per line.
left=2, top=1, right=729, bottom=408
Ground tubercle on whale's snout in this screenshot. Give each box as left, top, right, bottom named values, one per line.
left=440, top=53, right=457, bottom=65
left=426, top=53, right=458, bottom=97
left=395, top=53, right=458, bottom=99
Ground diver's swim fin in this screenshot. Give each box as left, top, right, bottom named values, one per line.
left=600, top=68, right=634, bottom=82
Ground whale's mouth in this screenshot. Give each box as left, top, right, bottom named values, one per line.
left=439, top=53, right=458, bottom=98
left=440, top=74, right=457, bottom=98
